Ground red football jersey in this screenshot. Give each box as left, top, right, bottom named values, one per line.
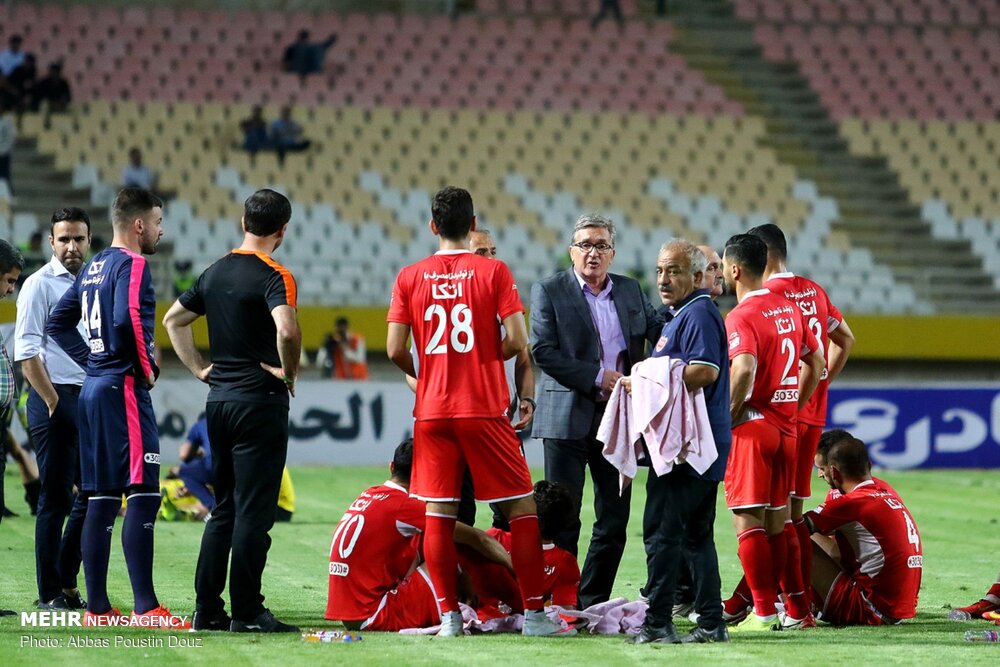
left=486, top=528, right=581, bottom=608
left=807, top=479, right=922, bottom=620
left=765, top=273, right=844, bottom=426
left=725, top=288, right=820, bottom=436
left=387, top=250, right=524, bottom=420
left=325, top=482, right=426, bottom=622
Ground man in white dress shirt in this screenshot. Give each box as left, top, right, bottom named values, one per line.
left=14, top=207, right=91, bottom=610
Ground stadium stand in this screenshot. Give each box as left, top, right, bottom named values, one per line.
left=1, top=1, right=999, bottom=312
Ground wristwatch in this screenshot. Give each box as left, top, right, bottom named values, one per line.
left=520, top=397, right=536, bottom=409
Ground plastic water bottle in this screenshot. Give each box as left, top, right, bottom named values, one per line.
left=963, top=630, right=999, bottom=643
left=949, top=609, right=973, bottom=621
left=301, top=630, right=362, bottom=643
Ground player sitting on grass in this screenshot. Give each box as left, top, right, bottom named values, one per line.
left=325, top=438, right=517, bottom=632
left=465, top=480, right=581, bottom=619
left=804, top=430, right=922, bottom=626
left=724, top=429, right=905, bottom=623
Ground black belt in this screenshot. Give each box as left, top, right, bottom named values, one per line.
left=53, top=384, right=82, bottom=396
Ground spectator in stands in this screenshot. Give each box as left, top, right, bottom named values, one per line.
left=30, top=62, right=71, bottom=114
left=0, top=36, right=26, bottom=78
left=281, top=30, right=337, bottom=79
left=318, top=316, right=368, bottom=380
left=0, top=103, right=15, bottom=195
left=590, top=0, right=624, bottom=28
left=7, top=53, right=37, bottom=109
left=121, top=147, right=157, bottom=191
left=239, top=106, right=271, bottom=163
left=270, top=107, right=311, bottom=165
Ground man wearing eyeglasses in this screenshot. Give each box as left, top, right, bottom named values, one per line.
left=530, top=214, right=663, bottom=608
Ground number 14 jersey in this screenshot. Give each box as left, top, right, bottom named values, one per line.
left=388, top=250, right=524, bottom=421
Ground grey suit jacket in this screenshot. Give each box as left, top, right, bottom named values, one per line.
left=530, top=269, right=664, bottom=441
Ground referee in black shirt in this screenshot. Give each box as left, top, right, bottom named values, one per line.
left=164, top=189, right=301, bottom=633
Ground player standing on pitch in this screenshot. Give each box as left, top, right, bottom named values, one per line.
left=386, top=186, right=575, bottom=638
left=48, top=188, right=185, bottom=627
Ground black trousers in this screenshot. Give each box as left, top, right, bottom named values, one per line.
left=544, top=407, right=631, bottom=608
left=28, top=386, right=87, bottom=602
left=643, top=466, right=723, bottom=629
left=196, top=401, right=288, bottom=622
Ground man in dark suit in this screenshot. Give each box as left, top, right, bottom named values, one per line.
left=530, top=214, right=662, bottom=608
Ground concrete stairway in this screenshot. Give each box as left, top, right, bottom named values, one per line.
left=10, top=135, right=110, bottom=241
left=9, top=135, right=172, bottom=295
left=663, top=0, right=1000, bottom=313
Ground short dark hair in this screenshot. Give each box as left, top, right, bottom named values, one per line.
left=534, top=480, right=574, bottom=542
left=50, top=207, right=91, bottom=234
left=723, top=234, right=767, bottom=278
left=746, top=223, right=788, bottom=261
left=391, top=438, right=414, bottom=483
left=244, top=189, right=291, bottom=237
left=0, top=239, right=25, bottom=274
left=112, top=188, right=163, bottom=228
left=820, top=429, right=870, bottom=479
left=335, top=316, right=349, bottom=327
left=431, top=186, right=475, bottom=241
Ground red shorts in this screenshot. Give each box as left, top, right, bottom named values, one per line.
left=792, top=423, right=822, bottom=499
left=362, top=566, right=442, bottom=631
left=724, top=419, right=794, bottom=510
left=820, top=573, right=895, bottom=626
left=411, top=418, right=534, bottom=503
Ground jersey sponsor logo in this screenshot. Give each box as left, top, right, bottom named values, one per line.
left=907, top=555, right=923, bottom=568
left=544, top=565, right=555, bottom=576
left=87, top=259, right=106, bottom=275
left=654, top=335, right=668, bottom=352
left=774, top=316, right=796, bottom=335
left=728, top=332, right=740, bottom=350
left=432, top=283, right=464, bottom=300
left=329, top=561, right=350, bottom=577
left=760, top=304, right=794, bottom=319
left=143, top=453, right=160, bottom=464
left=771, top=388, right=799, bottom=403
left=89, top=338, right=105, bottom=353
left=423, top=269, right=475, bottom=281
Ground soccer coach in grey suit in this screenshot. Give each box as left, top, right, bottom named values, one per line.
left=530, top=214, right=662, bottom=607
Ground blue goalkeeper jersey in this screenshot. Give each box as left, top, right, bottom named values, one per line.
left=47, top=246, right=159, bottom=379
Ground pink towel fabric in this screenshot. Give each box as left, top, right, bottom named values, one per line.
left=598, top=356, right=718, bottom=492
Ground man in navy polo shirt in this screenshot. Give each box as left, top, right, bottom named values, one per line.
left=630, top=239, right=732, bottom=645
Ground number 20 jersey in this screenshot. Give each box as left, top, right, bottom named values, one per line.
left=388, top=250, right=524, bottom=421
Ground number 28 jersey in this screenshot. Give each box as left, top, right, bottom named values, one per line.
left=387, top=250, right=524, bottom=421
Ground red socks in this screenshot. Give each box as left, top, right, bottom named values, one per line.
left=725, top=576, right=753, bottom=616
left=508, top=514, right=546, bottom=611
left=737, top=527, right=776, bottom=617
left=424, top=514, right=459, bottom=613
left=794, top=519, right=813, bottom=596
left=778, top=522, right=810, bottom=619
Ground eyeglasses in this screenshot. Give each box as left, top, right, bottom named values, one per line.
left=571, top=242, right=614, bottom=255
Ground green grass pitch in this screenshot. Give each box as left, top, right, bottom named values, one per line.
left=2, top=464, right=998, bottom=665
